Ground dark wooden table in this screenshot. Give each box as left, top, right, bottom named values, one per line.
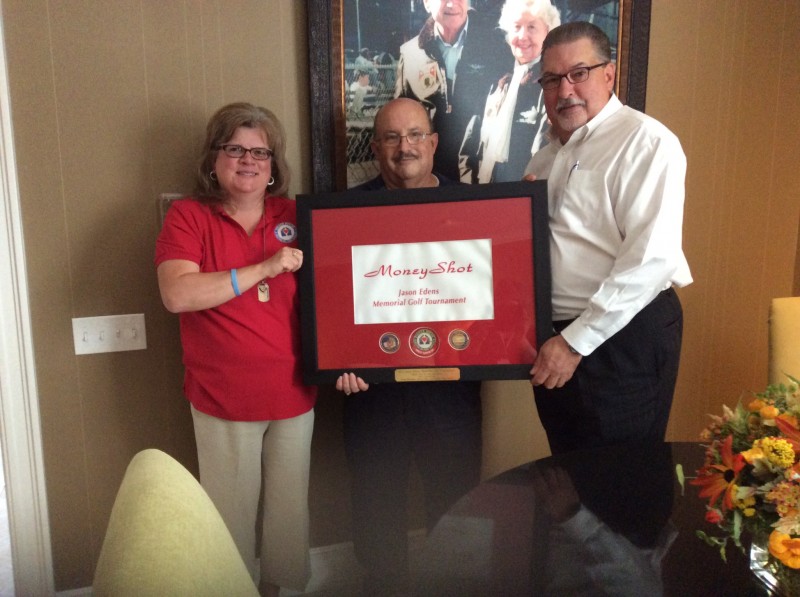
left=413, top=442, right=773, bottom=596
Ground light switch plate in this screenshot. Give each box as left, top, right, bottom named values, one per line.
left=72, top=314, right=147, bottom=355
left=159, top=193, right=183, bottom=225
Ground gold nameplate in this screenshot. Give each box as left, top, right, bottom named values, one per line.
left=395, top=368, right=461, bottom=382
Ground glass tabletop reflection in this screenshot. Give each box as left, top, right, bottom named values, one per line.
left=413, top=442, right=771, bottom=596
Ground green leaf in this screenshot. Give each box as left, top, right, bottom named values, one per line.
left=675, top=464, right=685, bottom=495
left=697, top=530, right=730, bottom=562
left=732, top=510, right=743, bottom=546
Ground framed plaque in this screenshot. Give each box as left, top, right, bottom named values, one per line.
left=297, top=180, right=551, bottom=384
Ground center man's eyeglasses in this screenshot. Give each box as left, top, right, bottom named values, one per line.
left=376, top=131, right=433, bottom=146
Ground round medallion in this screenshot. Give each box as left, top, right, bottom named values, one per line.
left=409, top=327, right=439, bottom=358
left=448, top=329, right=470, bottom=351
left=378, top=332, right=400, bottom=354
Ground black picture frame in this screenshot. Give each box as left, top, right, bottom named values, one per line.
left=297, top=180, right=552, bottom=385
left=306, top=0, right=652, bottom=193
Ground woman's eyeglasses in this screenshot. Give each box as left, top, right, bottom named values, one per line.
left=216, top=144, right=274, bottom=160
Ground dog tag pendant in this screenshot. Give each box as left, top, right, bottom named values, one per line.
left=258, top=281, right=270, bottom=302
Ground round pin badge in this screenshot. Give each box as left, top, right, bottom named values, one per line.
left=274, top=222, right=297, bottom=243
left=379, top=332, right=400, bottom=354
left=409, top=327, right=439, bottom=358
left=448, top=329, right=470, bottom=351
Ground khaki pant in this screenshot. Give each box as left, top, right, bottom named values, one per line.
left=191, top=406, right=314, bottom=591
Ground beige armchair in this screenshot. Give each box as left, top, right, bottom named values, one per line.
left=93, top=448, right=258, bottom=596
left=769, top=297, right=800, bottom=385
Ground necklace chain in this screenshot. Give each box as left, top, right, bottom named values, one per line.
left=257, top=198, right=270, bottom=302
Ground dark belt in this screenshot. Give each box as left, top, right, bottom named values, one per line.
left=552, top=288, right=675, bottom=335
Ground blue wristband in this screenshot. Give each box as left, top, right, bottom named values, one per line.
left=230, top=268, right=242, bottom=297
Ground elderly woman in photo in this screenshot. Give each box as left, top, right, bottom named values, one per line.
left=464, top=0, right=560, bottom=183
left=155, top=102, right=315, bottom=597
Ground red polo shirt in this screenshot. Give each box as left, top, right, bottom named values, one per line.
left=155, top=196, right=316, bottom=421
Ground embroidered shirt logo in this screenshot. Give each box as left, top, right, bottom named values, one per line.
left=274, top=222, right=297, bottom=243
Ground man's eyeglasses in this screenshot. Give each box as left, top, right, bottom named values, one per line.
left=537, top=63, right=608, bottom=91
left=216, top=144, right=274, bottom=160
left=376, top=131, right=433, bottom=146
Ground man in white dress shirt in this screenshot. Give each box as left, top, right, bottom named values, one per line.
left=525, top=21, right=692, bottom=454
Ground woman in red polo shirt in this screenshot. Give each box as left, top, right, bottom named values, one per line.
left=155, top=102, right=316, bottom=597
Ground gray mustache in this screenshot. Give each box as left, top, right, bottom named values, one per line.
left=557, top=98, right=586, bottom=111
left=394, top=150, right=418, bottom=160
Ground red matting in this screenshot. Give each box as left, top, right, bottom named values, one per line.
left=314, top=198, right=533, bottom=368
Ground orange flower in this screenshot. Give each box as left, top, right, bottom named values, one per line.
left=769, top=531, right=800, bottom=569
left=761, top=405, right=780, bottom=420
left=691, top=435, right=745, bottom=511
left=779, top=413, right=800, bottom=429
left=777, top=416, right=800, bottom=453
left=748, top=398, right=767, bottom=412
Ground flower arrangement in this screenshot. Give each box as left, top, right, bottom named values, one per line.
left=688, top=376, right=800, bottom=592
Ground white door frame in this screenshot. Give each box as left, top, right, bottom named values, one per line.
left=0, top=3, right=55, bottom=594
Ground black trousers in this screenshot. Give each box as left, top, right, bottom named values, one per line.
left=535, top=288, right=683, bottom=455
left=343, top=380, right=482, bottom=589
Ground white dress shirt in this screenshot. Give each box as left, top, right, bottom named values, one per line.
left=525, top=95, right=692, bottom=356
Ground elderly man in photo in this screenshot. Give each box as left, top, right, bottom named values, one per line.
left=395, top=0, right=511, bottom=181
left=337, top=97, right=483, bottom=596
left=526, top=21, right=692, bottom=454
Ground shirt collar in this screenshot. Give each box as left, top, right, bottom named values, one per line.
left=434, top=14, right=468, bottom=48
left=575, top=94, right=621, bottom=139
left=559, top=93, right=622, bottom=146
left=214, top=193, right=282, bottom=227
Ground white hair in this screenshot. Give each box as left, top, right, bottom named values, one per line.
left=498, top=0, right=561, bottom=35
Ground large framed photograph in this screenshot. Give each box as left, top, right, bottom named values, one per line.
left=297, top=180, right=551, bottom=384
left=307, top=0, right=652, bottom=192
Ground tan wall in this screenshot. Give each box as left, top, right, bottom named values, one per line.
left=2, top=0, right=799, bottom=591
left=647, top=0, right=800, bottom=439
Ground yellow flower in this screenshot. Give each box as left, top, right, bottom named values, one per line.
left=734, top=490, right=756, bottom=516
left=745, top=437, right=795, bottom=469
left=759, top=437, right=796, bottom=469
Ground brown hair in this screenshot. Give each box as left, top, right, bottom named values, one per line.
left=195, top=102, right=290, bottom=202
